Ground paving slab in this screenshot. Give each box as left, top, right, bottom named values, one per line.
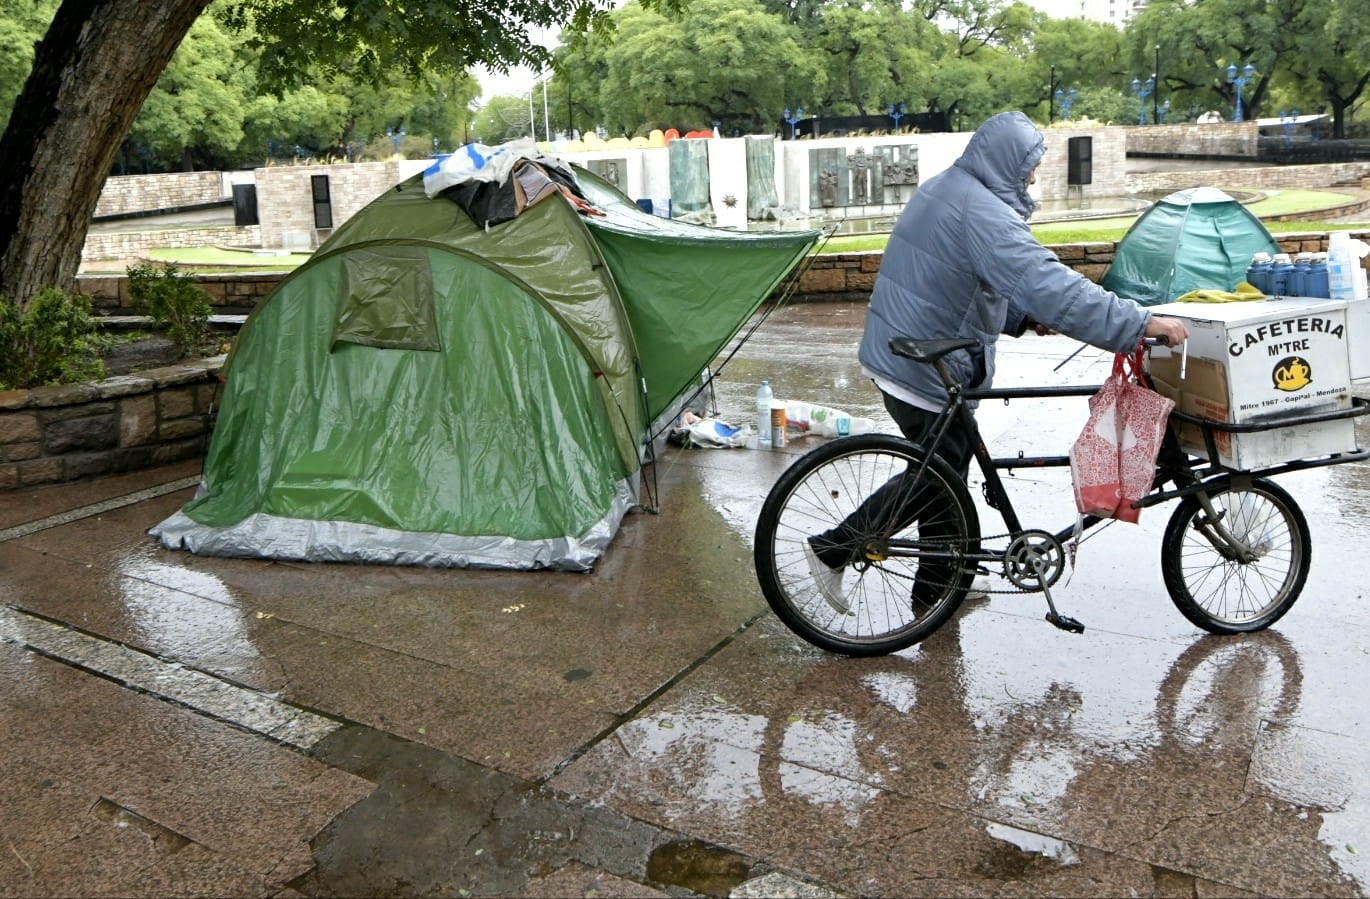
left=4, top=301, right=1370, bottom=896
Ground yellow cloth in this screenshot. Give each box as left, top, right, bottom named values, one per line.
left=1175, top=282, right=1267, bottom=303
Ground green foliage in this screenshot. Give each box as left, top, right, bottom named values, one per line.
left=0, top=0, right=58, bottom=133
left=0, top=289, right=108, bottom=390
left=557, top=0, right=821, bottom=136
left=126, top=263, right=213, bottom=356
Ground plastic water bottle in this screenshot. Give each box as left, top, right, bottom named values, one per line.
left=1269, top=253, right=1294, bottom=296
left=756, top=380, right=774, bottom=447
left=1290, top=253, right=1311, bottom=296
left=1328, top=231, right=1370, bottom=301
left=1246, top=252, right=1272, bottom=294
left=1308, top=253, right=1330, bottom=298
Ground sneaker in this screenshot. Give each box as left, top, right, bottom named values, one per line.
left=804, top=539, right=850, bottom=614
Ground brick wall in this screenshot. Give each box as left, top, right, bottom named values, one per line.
left=0, top=358, right=222, bottom=489
left=793, top=230, right=1370, bottom=300
left=1037, top=126, right=1128, bottom=199
left=94, top=172, right=226, bottom=217
left=1125, top=162, right=1370, bottom=195
left=1125, top=122, right=1257, bottom=159
left=254, top=161, right=405, bottom=248
left=78, top=269, right=279, bottom=314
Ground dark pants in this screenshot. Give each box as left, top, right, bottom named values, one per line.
left=812, top=391, right=977, bottom=596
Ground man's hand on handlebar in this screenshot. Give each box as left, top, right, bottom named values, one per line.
left=1144, top=315, right=1189, bottom=347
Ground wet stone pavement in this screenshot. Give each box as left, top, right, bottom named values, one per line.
left=4, top=301, right=1370, bottom=897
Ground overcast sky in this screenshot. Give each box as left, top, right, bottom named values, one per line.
left=472, top=25, right=559, bottom=104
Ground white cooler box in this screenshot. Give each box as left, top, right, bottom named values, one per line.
left=1147, top=298, right=1360, bottom=470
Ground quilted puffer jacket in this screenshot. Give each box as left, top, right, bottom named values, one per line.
left=858, top=110, right=1151, bottom=405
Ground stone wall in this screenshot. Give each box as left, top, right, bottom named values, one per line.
left=1036, top=125, right=1128, bottom=199
left=78, top=269, right=279, bottom=314
left=81, top=225, right=262, bottom=270
left=1125, top=122, right=1257, bottom=159
left=788, top=229, right=1370, bottom=301
left=254, top=161, right=407, bottom=249
left=1125, top=162, right=1370, bottom=196
left=94, top=172, right=226, bottom=217
left=77, top=228, right=1370, bottom=314
left=0, top=358, right=222, bottom=490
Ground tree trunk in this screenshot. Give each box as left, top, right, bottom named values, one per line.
left=0, top=0, right=210, bottom=309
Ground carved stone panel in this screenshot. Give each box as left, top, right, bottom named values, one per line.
left=876, top=144, right=919, bottom=205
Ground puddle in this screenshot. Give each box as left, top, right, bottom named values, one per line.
left=646, top=839, right=753, bottom=897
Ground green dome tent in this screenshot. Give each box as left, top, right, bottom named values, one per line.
left=152, top=155, right=818, bottom=570
left=1100, top=186, right=1279, bottom=306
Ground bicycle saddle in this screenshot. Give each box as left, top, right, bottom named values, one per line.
left=889, top=337, right=979, bottom=364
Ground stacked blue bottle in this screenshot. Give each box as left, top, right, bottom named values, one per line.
left=1269, top=254, right=1294, bottom=296
left=1246, top=252, right=1272, bottom=294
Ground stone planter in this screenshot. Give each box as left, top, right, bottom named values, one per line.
left=0, top=355, right=224, bottom=490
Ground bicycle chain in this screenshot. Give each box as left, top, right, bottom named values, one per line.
left=872, top=528, right=1079, bottom=597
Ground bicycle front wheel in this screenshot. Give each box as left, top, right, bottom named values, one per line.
left=754, top=434, right=981, bottom=656
left=1160, top=478, right=1310, bottom=634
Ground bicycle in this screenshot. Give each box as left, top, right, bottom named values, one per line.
left=753, top=335, right=1370, bottom=656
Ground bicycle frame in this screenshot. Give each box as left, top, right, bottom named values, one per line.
left=874, top=343, right=1370, bottom=590
left=753, top=337, right=1370, bottom=652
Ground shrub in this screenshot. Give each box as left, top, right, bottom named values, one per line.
left=126, top=262, right=213, bottom=356
left=0, top=289, right=110, bottom=390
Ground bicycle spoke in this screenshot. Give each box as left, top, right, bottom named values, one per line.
left=1163, top=480, right=1309, bottom=634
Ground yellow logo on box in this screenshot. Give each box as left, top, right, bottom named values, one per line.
left=1272, top=356, right=1312, bottom=392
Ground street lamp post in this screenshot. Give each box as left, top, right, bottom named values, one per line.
left=1153, top=45, right=1161, bottom=126
left=783, top=107, right=804, bottom=140
left=1055, top=88, right=1078, bottom=121
left=1226, top=62, right=1256, bottom=122
left=1281, top=109, right=1300, bottom=146
left=1156, top=100, right=1170, bottom=125
left=1048, top=65, right=1056, bottom=123
left=888, top=103, right=906, bottom=132
left=386, top=125, right=406, bottom=157
left=1131, top=76, right=1155, bottom=126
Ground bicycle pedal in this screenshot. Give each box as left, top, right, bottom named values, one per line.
left=1045, top=612, right=1086, bottom=634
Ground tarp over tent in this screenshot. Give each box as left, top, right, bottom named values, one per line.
left=1100, top=187, right=1279, bottom=306
left=151, top=152, right=818, bottom=570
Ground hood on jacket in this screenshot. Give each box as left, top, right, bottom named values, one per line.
left=952, top=111, right=1046, bottom=220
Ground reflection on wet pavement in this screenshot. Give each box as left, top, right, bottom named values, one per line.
left=5, top=301, right=1370, bottom=896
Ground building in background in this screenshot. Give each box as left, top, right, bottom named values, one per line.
left=1020, top=0, right=1149, bottom=26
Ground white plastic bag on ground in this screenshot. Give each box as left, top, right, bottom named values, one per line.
left=778, top=399, right=874, bottom=437
left=669, top=413, right=749, bottom=448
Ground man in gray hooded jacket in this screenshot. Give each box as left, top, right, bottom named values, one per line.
left=804, top=110, right=1188, bottom=613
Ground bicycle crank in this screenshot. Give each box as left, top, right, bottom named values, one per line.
left=1004, top=530, right=1084, bottom=634
left=1004, top=530, right=1066, bottom=590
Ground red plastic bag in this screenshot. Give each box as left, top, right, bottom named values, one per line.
left=1070, top=347, right=1175, bottom=523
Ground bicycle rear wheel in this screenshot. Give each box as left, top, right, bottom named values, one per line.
left=1160, top=478, right=1310, bottom=634
left=754, top=434, right=980, bottom=656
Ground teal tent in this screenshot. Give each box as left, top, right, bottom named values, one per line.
left=152, top=156, right=817, bottom=570
left=1100, top=187, right=1279, bottom=306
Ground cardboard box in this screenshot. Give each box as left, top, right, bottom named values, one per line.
left=1147, top=299, right=1359, bottom=470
